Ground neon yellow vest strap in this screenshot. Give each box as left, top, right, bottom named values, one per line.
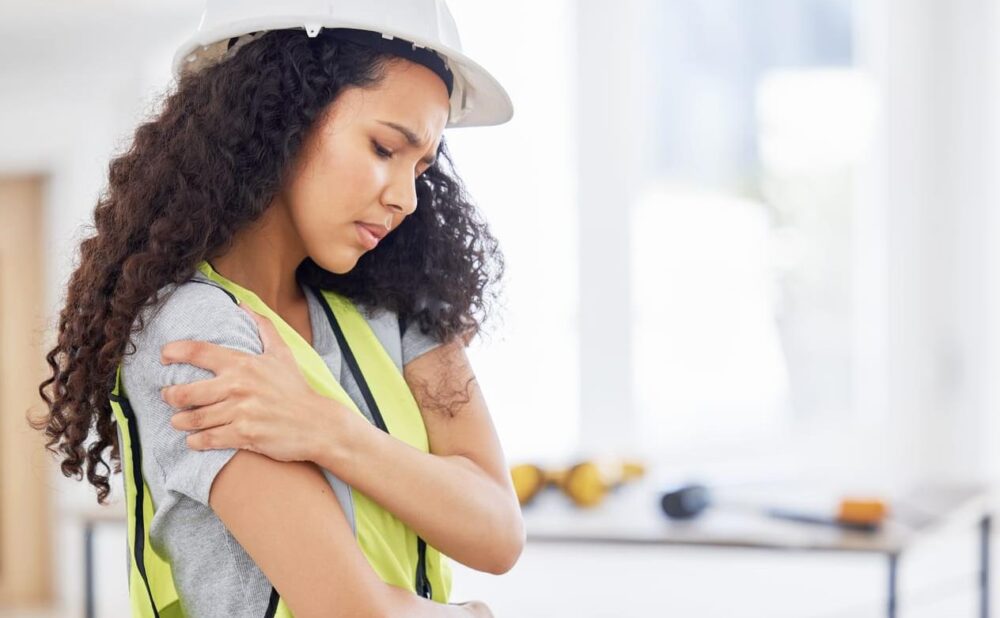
left=110, top=371, right=184, bottom=618
left=312, top=288, right=451, bottom=601
left=111, top=263, right=451, bottom=616
left=112, top=365, right=293, bottom=618
left=195, top=261, right=451, bottom=602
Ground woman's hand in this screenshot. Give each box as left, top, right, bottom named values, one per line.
left=160, top=303, right=335, bottom=462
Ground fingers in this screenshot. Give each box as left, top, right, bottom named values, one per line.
left=170, top=398, right=233, bottom=432
left=160, top=301, right=286, bottom=372
left=182, top=405, right=256, bottom=452
left=161, top=376, right=229, bottom=410
left=161, top=339, right=252, bottom=373
left=184, top=423, right=242, bottom=451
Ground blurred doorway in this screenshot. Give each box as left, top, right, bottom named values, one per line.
left=0, top=176, right=52, bottom=608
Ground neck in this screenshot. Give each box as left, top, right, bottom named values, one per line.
left=209, top=199, right=307, bottom=311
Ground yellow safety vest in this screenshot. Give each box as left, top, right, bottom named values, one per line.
left=110, top=260, right=452, bottom=617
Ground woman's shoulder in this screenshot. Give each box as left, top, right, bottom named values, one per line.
left=126, top=271, right=261, bottom=364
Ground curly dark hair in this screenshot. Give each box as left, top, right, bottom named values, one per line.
left=30, top=29, right=505, bottom=505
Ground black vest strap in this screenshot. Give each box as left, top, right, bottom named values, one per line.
left=264, top=586, right=280, bottom=618
left=308, top=285, right=433, bottom=599
left=169, top=276, right=433, bottom=601
left=110, top=391, right=162, bottom=618
left=130, top=278, right=280, bottom=618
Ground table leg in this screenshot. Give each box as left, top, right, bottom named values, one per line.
left=981, top=514, right=991, bottom=618
left=887, top=552, right=899, bottom=618
left=84, top=521, right=95, bottom=618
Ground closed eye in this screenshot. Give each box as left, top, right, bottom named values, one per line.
left=372, top=140, right=393, bottom=159
left=374, top=139, right=431, bottom=178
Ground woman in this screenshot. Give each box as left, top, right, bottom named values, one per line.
left=32, top=1, right=522, bottom=616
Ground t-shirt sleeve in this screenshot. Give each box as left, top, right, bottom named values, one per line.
left=121, top=282, right=263, bottom=507
left=400, top=318, right=446, bottom=366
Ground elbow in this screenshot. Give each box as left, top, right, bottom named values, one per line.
left=488, top=541, right=523, bottom=576
left=484, top=511, right=526, bottom=575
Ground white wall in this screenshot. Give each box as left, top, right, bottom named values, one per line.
left=4, top=1, right=1000, bottom=616
left=857, top=0, right=1000, bottom=488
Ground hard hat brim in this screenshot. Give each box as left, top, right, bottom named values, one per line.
left=438, top=45, right=514, bottom=128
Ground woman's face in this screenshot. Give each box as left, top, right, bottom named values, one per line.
left=281, top=58, right=451, bottom=273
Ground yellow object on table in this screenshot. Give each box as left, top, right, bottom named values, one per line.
left=510, top=459, right=646, bottom=508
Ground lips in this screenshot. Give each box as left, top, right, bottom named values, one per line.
left=355, top=222, right=382, bottom=250
left=356, top=222, right=388, bottom=240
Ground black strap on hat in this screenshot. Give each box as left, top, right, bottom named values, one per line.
left=328, top=27, right=454, bottom=97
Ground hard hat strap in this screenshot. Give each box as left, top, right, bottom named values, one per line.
left=327, top=28, right=454, bottom=97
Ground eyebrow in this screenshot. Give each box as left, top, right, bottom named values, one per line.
left=377, top=120, right=439, bottom=167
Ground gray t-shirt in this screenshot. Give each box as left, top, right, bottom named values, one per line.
left=118, top=270, right=443, bottom=617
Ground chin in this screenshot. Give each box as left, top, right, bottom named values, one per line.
left=310, top=251, right=361, bottom=275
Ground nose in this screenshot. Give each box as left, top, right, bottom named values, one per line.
left=382, top=171, right=419, bottom=218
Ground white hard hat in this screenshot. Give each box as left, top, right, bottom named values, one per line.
left=173, top=0, right=513, bottom=128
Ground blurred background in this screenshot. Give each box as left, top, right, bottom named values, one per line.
left=2, top=0, right=999, bottom=616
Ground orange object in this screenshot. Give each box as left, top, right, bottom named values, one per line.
left=837, top=498, right=889, bottom=525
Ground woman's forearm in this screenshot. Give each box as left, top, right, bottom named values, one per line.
left=310, top=396, right=524, bottom=574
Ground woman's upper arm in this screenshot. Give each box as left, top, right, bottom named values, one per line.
left=402, top=337, right=512, bottom=490
left=209, top=451, right=395, bottom=618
